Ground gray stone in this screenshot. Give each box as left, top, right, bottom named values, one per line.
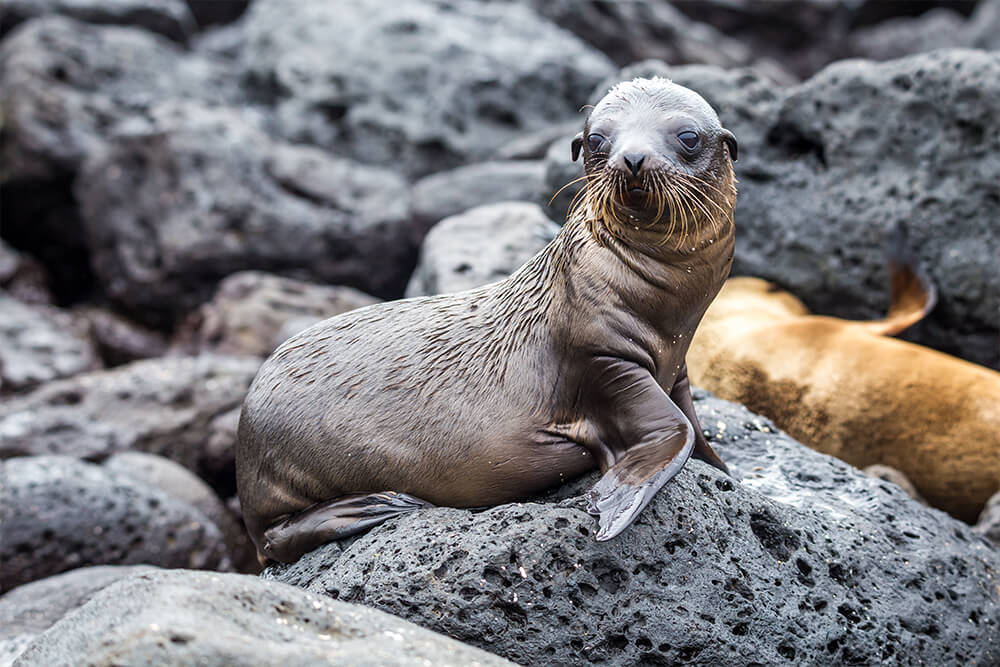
left=0, top=0, right=197, bottom=43
left=103, top=452, right=258, bottom=572
left=0, top=17, right=240, bottom=183
left=0, top=242, right=52, bottom=306
left=406, top=202, right=558, bottom=297
left=72, top=306, right=168, bottom=365
left=0, top=457, right=229, bottom=594
left=0, top=355, right=259, bottom=491
left=0, top=293, right=100, bottom=394
left=172, top=272, right=379, bottom=358
left=410, top=160, right=548, bottom=242
left=550, top=54, right=1000, bottom=368
left=77, top=102, right=413, bottom=324
left=267, top=391, right=1000, bottom=666
left=13, top=570, right=515, bottom=666
left=0, top=565, right=155, bottom=640
left=975, top=490, right=1000, bottom=548
left=235, top=0, right=615, bottom=177
left=850, top=0, right=1000, bottom=61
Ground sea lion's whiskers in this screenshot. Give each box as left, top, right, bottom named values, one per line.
left=548, top=174, right=591, bottom=207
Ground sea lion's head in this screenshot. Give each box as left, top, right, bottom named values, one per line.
left=571, top=77, right=738, bottom=246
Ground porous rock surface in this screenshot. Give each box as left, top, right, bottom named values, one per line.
left=406, top=202, right=558, bottom=297
left=268, top=393, right=1000, bottom=666
left=0, top=456, right=229, bottom=594
left=0, top=355, right=259, bottom=489
left=12, top=570, right=514, bottom=666
left=77, top=102, right=413, bottom=324
left=235, top=0, right=614, bottom=177
left=0, top=293, right=100, bottom=394
left=172, top=271, right=379, bottom=358
left=551, top=52, right=1000, bottom=368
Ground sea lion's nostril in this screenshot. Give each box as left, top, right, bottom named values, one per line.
left=623, top=153, right=645, bottom=177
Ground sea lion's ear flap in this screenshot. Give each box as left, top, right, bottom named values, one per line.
left=571, top=132, right=584, bottom=162
left=721, top=129, right=738, bottom=162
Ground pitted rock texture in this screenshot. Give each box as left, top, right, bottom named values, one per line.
left=235, top=0, right=614, bottom=178
left=103, top=452, right=258, bottom=572
left=0, top=293, right=101, bottom=394
left=550, top=54, right=1000, bottom=369
left=0, top=0, right=196, bottom=43
left=0, top=355, right=259, bottom=491
left=267, top=393, right=1000, bottom=666
left=77, top=102, right=413, bottom=324
left=172, top=272, right=379, bottom=358
left=13, top=570, right=515, bottom=666
left=406, top=202, right=558, bottom=297
left=0, top=457, right=229, bottom=594
left=409, top=160, right=548, bottom=242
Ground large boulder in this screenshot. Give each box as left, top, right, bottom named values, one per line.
left=850, top=0, right=1000, bottom=61
left=172, top=272, right=379, bottom=358
left=0, top=457, right=229, bottom=594
left=235, top=0, right=615, bottom=178
left=0, top=565, right=154, bottom=665
left=12, top=570, right=514, bottom=666
left=0, top=293, right=101, bottom=394
left=0, top=0, right=196, bottom=43
left=549, top=54, right=1000, bottom=368
left=77, top=102, right=413, bottom=324
left=266, top=391, right=1000, bottom=665
left=0, top=355, right=259, bottom=491
left=406, top=202, right=558, bottom=297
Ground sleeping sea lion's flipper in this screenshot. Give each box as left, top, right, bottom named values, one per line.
left=854, top=220, right=937, bottom=337
left=581, top=357, right=695, bottom=541
left=670, top=362, right=731, bottom=475
left=261, top=491, right=433, bottom=563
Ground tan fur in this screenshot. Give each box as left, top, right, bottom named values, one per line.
left=688, top=277, right=1000, bottom=522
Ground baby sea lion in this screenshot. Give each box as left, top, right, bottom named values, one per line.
left=237, top=77, right=739, bottom=563
left=687, top=233, right=1000, bottom=522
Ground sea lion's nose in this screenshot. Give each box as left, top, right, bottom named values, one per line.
left=623, top=153, right=645, bottom=177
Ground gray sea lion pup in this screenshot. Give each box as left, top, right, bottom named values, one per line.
left=237, top=77, right=739, bottom=563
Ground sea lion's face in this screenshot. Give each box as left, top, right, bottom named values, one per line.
left=572, top=78, right=738, bottom=238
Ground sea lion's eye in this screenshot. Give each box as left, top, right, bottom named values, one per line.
left=587, top=133, right=606, bottom=152
left=677, top=131, right=700, bottom=150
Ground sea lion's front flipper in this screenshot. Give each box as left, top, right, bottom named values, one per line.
left=670, top=362, right=731, bottom=475
left=262, top=491, right=433, bottom=563
left=581, top=357, right=696, bottom=541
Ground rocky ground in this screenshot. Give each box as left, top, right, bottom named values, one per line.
left=1, top=1, right=998, bottom=665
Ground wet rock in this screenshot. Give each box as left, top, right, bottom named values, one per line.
left=975, top=491, right=1000, bottom=548
left=0, top=456, right=229, bottom=594
left=406, top=202, right=558, bottom=297
left=0, top=355, right=259, bottom=490
left=267, top=392, right=1000, bottom=666
left=172, top=272, right=379, bottom=358
left=77, top=102, right=413, bottom=325
left=0, top=293, right=101, bottom=394
left=72, top=306, right=168, bottom=366
left=410, top=160, right=547, bottom=241
left=863, top=464, right=926, bottom=504
left=0, top=0, right=196, bottom=43
left=103, top=452, right=258, bottom=572
left=235, top=0, right=614, bottom=177
left=14, top=570, right=514, bottom=666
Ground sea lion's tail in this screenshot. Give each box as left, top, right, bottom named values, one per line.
left=854, top=221, right=938, bottom=336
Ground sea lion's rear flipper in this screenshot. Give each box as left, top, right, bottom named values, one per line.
left=581, top=357, right=696, bottom=541
left=855, top=221, right=938, bottom=336
left=670, top=362, right=731, bottom=476
left=261, top=491, right=433, bottom=563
